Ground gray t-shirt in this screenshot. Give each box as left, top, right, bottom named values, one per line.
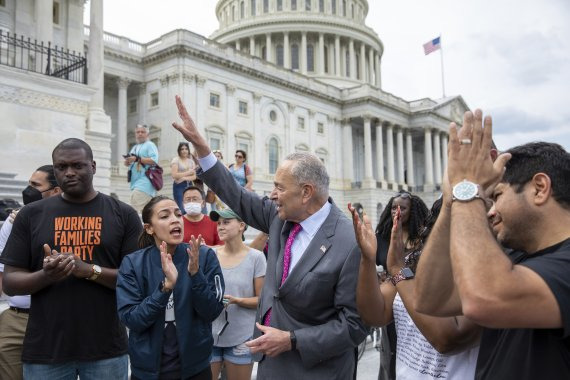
left=212, top=248, right=266, bottom=347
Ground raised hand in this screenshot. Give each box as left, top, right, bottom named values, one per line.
left=172, top=95, right=211, bottom=158
left=348, top=202, right=377, bottom=263
left=42, top=244, right=75, bottom=282
left=160, top=241, right=178, bottom=290
left=187, top=235, right=203, bottom=276
left=447, top=109, right=511, bottom=189
left=386, top=206, right=406, bottom=273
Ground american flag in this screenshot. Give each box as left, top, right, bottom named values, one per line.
left=423, top=37, right=441, bottom=55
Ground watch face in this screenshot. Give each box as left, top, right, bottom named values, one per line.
left=401, top=267, right=415, bottom=279
left=453, top=181, right=478, bottom=201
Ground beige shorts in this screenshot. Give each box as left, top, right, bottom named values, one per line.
left=130, top=189, right=153, bottom=214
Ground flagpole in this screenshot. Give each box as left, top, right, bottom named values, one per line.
left=439, top=34, right=446, bottom=98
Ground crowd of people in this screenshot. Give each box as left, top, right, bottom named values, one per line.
left=0, top=96, right=568, bottom=380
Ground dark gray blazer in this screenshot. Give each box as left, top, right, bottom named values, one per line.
left=201, top=161, right=367, bottom=379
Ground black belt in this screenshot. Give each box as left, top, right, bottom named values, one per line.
left=9, top=306, right=29, bottom=314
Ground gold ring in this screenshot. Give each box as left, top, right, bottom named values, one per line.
left=460, top=139, right=472, bottom=145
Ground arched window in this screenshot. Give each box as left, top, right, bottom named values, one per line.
left=331, top=0, right=336, bottom=14
left=324, top=46, right=329, bottom=73
left=263, top=0, right=269, bottom=13
left=291, top=44, right=299, bottom=70
left=251, top=0, right=256, bottom=16
left=345, top=50, right=350, bottom=76
left=307, top=44, right=314, bottom=72
left=269, top=138, right=279, bottom=174
left=351, top=3, right=354, bottom=18
left=306, top=0, right=311, bottom=11
left=319, top=0, right=324, bottom=12
left=232, top=5, right=236, bottom=21
left=291, top=0, right=297, bottom=11
left=262, top=46, right=267, bottom=60
left=277, top=0, right=283, bottom=11
left=356, top=53, right=360, bottom=79
left=342, top=0, right=346, bottom=16
left=276, top=44, right=284, bottom=66
left=240, top=1, right=245, bottom=18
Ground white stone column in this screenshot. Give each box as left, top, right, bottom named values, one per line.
left=284, top=32, right=290, bottom=69
left=195, top=76, right=207, bottom=136
left=375, top=53, right=381, bottom=87
left=375, top=121, right=385, bottom=184
left=406, top=130, right=415, bottom=187
left=318, top=33, right=325, bottom=75
left=138, top=83, right=147, bottom=124
left=266, top=33, right=272, bottom=62
left=342, top=120, right=354, bottom=187
left=116, top=77, right=131, bottom=163
left=87, top=0, right=105, bottom=112
left=434, top=131, right=442, bottom=185
left=86, top=0, right=112, bottom=194
left=253, top=93, right=263, bottom=173
left=349, top=38, right=356, bottom=79
left=308, top=110, right=316, bottom=152
left=287, top=103, right=296, bottom=153
left=236, top=39, right=241, bottom=51
left=328, top=40, right=335, bottom=75
left=359, top=43, right=366, bottom=81
left=301, top=31, right=307, bottom=74
left=386, top=123, right=395, bottom=184
left=226, top=85, right=236, bottom=157
left=441, top=133, right=448, bottom=173
left=368, top=47, right=375, bottom=85
left=363, top=116, right=374, bottom=187
left=424, top=128, right=434, bottom=186
left=35, top=0, right=53, bottom=45
left=396, top=127, right=405, bottom=185
left=334, top=35, right=341, bottom=77
left=249, top=36, right=255, bottom=56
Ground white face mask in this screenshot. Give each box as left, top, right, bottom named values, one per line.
left=184, top=202, right=203, bottom=216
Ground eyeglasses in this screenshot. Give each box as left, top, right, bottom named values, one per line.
left=235, top=155, right=244, bottom=159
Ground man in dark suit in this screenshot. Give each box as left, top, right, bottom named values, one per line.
left=172, top=96, right=367, bottom=379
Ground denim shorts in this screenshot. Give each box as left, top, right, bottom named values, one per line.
left=210, top=341, right=253, bottom=365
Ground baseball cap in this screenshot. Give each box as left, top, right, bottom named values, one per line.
left=209, top=208, right=243, bottom=222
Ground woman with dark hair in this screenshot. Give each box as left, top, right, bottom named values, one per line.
left=116, top=196, right=225, bottom=380
left=228, top=150, right=253, bottom=191
left=351, top=197, right=480, bottom=380
left=171, top=142, right=196, bottom=214
left=374, top=191, right=429, bottom=380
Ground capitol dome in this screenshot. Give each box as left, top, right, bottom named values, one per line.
left=210, top=0, right=383, bottom=88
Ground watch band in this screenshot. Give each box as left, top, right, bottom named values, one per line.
left=390, top=273, right=406, bottom=286
left=87, top=264, right=101, bottom=281
left=290, top=331, right=297, bottom=351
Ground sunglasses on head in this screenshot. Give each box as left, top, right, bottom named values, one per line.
left=395, top=191, right=411, bottom=199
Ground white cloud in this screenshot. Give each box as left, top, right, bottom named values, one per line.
left=91, top=0, right=570, bottom=150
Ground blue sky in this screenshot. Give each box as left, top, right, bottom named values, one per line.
left=92, top=0, right=570, bottom=151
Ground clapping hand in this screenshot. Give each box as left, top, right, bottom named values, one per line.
left=348, top=202, right=377, bottom=263
left=160, top=241, right=178, bottom=290
left=187, top=235, right=203, bottom=276
left=386, top=206, right=405, bottom=274
left=42, top=244, right=74, bottom=282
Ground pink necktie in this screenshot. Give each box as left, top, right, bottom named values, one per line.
left=263, top=223, right=302, bottom=325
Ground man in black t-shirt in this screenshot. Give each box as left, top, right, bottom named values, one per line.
left=414, top=110, right=570, bottom=379
left=0, top=138, right=142, bottom=379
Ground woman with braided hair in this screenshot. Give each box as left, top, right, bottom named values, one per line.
left=374, top=190, right=428, bottom=380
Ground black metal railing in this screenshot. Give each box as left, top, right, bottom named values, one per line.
left=0, top=30, right=87, bottom=84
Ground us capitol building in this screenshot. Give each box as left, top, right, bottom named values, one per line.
left=0, top=0, right=469, bottom=223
